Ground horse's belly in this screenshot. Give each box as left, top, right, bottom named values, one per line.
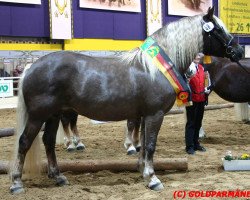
left=75, top=104, right=139, bottom=121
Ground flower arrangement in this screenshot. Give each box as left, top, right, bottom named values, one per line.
left=224, top=151, right=250, bottom=161
left=222, top=151, right=250, bottom=171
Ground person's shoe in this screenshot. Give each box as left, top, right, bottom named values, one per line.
left=186, top=147, right=195, bottom=155
left=195, top=146, right=206, bottom=152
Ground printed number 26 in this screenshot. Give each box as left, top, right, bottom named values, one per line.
left=236, top=23, right=244, bottom=31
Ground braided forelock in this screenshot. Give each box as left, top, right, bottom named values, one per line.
left=152, top=14, right=204, bottom=73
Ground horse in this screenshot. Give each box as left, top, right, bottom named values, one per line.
left=108, top=0, right=125, bottom=7
left=206, top=57, right=250, bottom=102
left=207, top=56, right=250, bottom=122
left=60, top=111, right=85, bottom=151
left=10, top=7, right=243, bottom=193
left=199, top=57, right=250, bottom=138
left=181, top=0, right=201, bottom=10
left=97, top=0, right=125, bottom=7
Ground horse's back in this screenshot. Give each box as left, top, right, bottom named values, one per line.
left=21, top=51, right=176, bottom=120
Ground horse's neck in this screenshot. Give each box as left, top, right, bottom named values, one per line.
left=151, top=30, right=201, bottom=76
left=207, top=58, right=224, bottom=81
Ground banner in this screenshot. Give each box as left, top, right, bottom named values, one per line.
left=0, top=0, right=41, bottom=4
left=219, top=0, right=250, bottom=34
left=146, top=0, right=162, bottom=36
left=0, top=80, right=13, bottom=97
left=79, top=0, right=141, bottom=13
left=50, top=0, right=72, bottom=39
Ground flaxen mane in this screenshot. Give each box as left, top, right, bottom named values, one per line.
left=152, top=14, right=204, bottom=72
left=120, top=14, right=205, bottom=79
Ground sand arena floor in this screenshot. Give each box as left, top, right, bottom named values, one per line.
left=0, top=93, right=249, bottom=200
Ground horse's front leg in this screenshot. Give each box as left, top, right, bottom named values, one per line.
left=124, top=118, right=141, bottom=155
left=10, top=119, right=43, bottom=194
left=139, top=111, right=164, bottom=191
left=43, top=116, right=69, bottom=186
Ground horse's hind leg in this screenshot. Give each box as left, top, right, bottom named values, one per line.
left=10, top=119, right=43, bottom=194
left=43, top=115, right=69, bottom=186
left=124, top=118, right=141, bottom=155
left=69, top=113, right=85, bottom=151
left=138, top=111, right=164, bottom=191
left=133, top=118, right=141, bottom=152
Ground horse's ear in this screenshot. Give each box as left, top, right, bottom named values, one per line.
left=206, top=6, right=214, bottom=20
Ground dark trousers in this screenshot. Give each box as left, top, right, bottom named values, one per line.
left=185, top=101, right=205, bottom=150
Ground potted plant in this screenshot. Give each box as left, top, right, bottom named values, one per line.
left=222, top=151, right=250, bottom=171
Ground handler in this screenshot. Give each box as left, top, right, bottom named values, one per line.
left=185, top=53, right=210, bottom=155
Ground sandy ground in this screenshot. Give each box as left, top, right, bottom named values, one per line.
left=0, top=93, right=249, bottom=200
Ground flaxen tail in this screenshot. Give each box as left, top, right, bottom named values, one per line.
left=10, top=67, right=42, bottom=178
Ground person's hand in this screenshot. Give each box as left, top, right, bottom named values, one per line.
left=185, top=62, right=197, bottom=78
left=204, top=87, right=210, bottom=94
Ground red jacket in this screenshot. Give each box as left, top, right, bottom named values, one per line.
left=189, top=63, right=206, bottom=102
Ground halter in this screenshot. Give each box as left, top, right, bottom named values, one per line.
left=202, top=20, right=250, bottom=74
left=201, top=19, right=238, bottom=62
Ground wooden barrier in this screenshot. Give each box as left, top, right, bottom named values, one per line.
left=0, top=128, right=15, bottom=138
left=0, top=158, right=187, bottom=174
left=167, top=103, right=234, bottom=115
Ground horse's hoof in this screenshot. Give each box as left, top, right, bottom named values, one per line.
left=76, top=142, right=85, bottom=151
left=148, top=175, right=164, bottom=191
left=10, top=184, right=25, bottom=194
left=127, top=150, right=137, bottom=155
left=56, top=175, right=69, bottom=186
left=148, top=182, right=164, bottom=191
left=127, top=146, right=137, bottom=155
left=67, top=144, right=75, bottom=152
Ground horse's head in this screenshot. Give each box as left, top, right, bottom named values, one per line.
left=202, top=7, right=244, bottom=62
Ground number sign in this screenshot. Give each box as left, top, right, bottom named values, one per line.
left=219, top=0, right=250, bottom=34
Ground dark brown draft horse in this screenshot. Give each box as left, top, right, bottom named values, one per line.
left=10, top=7, right=243, bottom=193
left=207, top=57, right=250, bottom=102
left=207, top=57, right=250, bottom=122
